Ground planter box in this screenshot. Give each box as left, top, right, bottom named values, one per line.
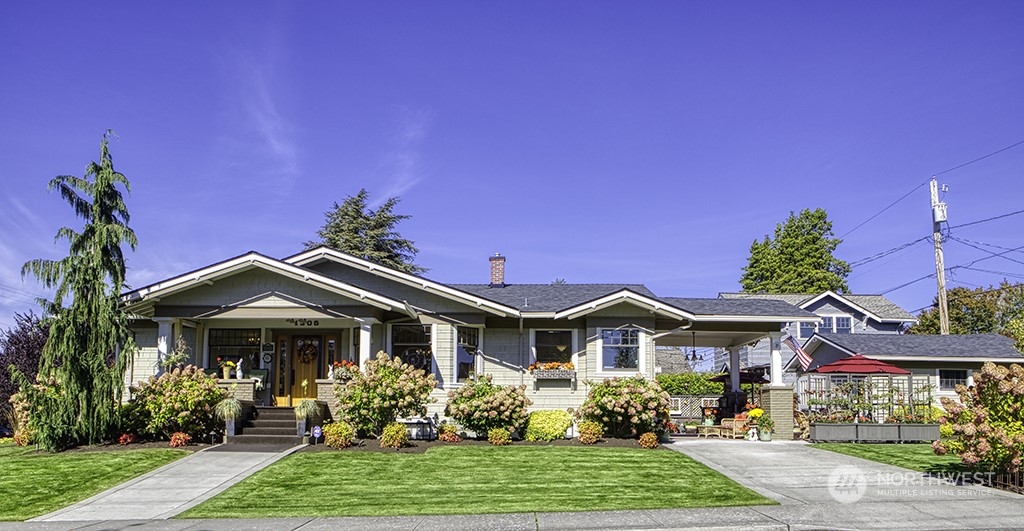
left=899, top=424, right=940, bottom=442
left=532, top=369, right=575, bottom=380
left=809, top=423, right=857, bottom=442
left=857, top=423, right=900, bottom=442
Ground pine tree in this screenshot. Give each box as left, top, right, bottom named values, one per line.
left=739, top=208, right=851, bottom=294
left=16, top=130, right=138, bottom=451
left=305, top=188, right=426, bottom=274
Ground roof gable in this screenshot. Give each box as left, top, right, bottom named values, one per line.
left=719, top=291, right=916, bottom=322
left=808, top=332, right=1022, bottom=360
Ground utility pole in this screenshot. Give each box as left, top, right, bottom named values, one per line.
left=930, top=177, right=950, bottom=334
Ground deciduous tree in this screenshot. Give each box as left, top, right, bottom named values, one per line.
left=305, top=188, right=426, bottom=274
left=740, top=208, right=851, bottom=293
left=910, top=282, right=1024, bottom=349
left=15, top=130, right=138, bottom=451
left=1, top=312, right=48, bottom=425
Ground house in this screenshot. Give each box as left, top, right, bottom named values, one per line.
left=120, top=248, right=817, bottom=433
left=715, top=291, right=918, bottom=379
left=788, top=332, right=1024, bottom=406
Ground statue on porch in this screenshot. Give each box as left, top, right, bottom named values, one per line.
left=235, top=358, right=244, bottom=380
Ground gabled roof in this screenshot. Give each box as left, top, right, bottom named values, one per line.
left=719, top=291, right=916, bottom=322
left=450, top=283, right=656, bottom=312
left=659, top=297, right=819, bottom=321
left=121, top=251, right=412, bottom=316
left=808, top=332, right=1023, bottom=362
left=284, top=247, right=520, bottom=317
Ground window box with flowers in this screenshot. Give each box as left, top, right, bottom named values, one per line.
left=528, top=362, right=576, bottom=380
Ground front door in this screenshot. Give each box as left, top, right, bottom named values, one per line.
left=291, top=335, right=321, bottom=402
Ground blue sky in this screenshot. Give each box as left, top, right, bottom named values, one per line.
left=2, top=2, right=1024, bottom=329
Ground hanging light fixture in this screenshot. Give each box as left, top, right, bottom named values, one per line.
left=689, top=331, right=699, bottom=362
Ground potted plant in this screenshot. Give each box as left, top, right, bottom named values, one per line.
left=216, top=357, right=235, bottom=379
left=294, top=398, right=321, bottom=438
left=215, top=396, right=243, bottom=440
left=757, top=414, right=775, bottom=442
left=703, top=407, right=717, bottom=426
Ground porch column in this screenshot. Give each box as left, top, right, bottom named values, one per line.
left=728, top=346, right=742, bottom=392
left=356, top=318, right=376, bottom=369
left=153, top=317, right=175, bottom=371
left=768, top=331, right=784, bottom=386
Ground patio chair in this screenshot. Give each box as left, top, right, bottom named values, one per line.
left=721, top=417, right=749, bottom=439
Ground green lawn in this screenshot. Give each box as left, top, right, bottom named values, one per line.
left=181, top=445, right=773, bottom=518
left=813, top=443, right=964, bottom=473
left=0, top=445, right=188, bottom=521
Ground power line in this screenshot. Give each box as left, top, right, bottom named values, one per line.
left=948, top=208, right=1024, bottom=231
left=839, top=138, right=1024, bottom=240
left=957, top=266, right=1024, bottom=281
left=878, top=243, right=1024, bottom=295
left=849, top=235, right=932, bottom=268
left=949, top=237, right=1024, bottom=267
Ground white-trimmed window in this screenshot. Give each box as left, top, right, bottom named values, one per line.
left=798, top=322, right=815, bottom=339
left=814, top=315, right=853, bottom=335
left=939, top=369, right=968, bottom=390
left=533, top=330, right=574, bottom=364
left=456, top=326, right=481, bottom=382
left=390, top=324, right=433, bottom=373
left=599, top=328, right=642, bottom=371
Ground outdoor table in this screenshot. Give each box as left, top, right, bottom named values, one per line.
left=697, top=425, right=724, bottom=438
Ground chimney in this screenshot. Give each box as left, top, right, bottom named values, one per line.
left=489, top=253, right=506, bottom=287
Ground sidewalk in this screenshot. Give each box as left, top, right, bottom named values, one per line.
left=28, top=444, right=304, bottom=522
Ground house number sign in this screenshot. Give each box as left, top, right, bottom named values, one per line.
left=285, top=318, right=320, bottom=327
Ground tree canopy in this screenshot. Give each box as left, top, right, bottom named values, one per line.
left=739, top=208, right=851, bottom=294
left=909, top=282, right=1024, bottom=351
left=16, top=130, right=138, bottom=450
left=305, top=188, right=426, bottom=275
left=1, top=312, right=48, bottom=426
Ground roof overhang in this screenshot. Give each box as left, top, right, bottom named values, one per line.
left=553, top=289, right=696, bottom=321
left=284, top=247, right=520, bottom=317
left=122, top=252, right=413, bottom=317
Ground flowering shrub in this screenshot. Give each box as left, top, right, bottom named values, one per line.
left=118, top=433, right=138, bottom=445
left=638, top=432, right=659, bottom=449
left=380, top=421, right=409, bottom=449
left=169, top=432, right=191, bottom=447
left=332, top=360, right=360, bottom=383
left=123, top=365, right=227, bottom=440
left=8, top=390, right=33, bottom=446
left=576, top=376, right=670, bottom=438
left=747, top=408, right=764, bottom=420
left=335, top=351, right=437, bottom=437
left=438, top=422, right=462, bottom=443
left=577, top=420, right=603, bottom=444
left=525, top=410, right=572, bottom=442
left=445, top=375, right=532, bottom=436
left=934, top=362, right=1024, bottom=472
left=488, top=427, right=512, bottom=446
left=322, top=421, right=356, bottom=449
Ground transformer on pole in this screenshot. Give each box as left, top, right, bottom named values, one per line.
left=930, top=177, right=950, bottom=334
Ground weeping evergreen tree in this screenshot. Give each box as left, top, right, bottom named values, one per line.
left=15, top=130, right=138, bottom=451
left=305, top=188, right=426, bottom=274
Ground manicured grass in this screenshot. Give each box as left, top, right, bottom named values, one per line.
left=813, top=443, right=964, bottom=473
left=0, top=445, right=188, bottom=521
left=181, top=445, right=774, bottom=518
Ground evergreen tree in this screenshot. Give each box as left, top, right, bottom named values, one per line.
left=739, top=208, right=851, bottom=293
left=305, top=188, right=426, bottom=274
left=16, top=130, right=138, bottom=450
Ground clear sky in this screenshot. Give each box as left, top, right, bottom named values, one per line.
left=2, top=2, right=1023, bottom=329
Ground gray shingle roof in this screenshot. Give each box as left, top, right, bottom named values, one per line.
left=449, top=284, right=657, bottom=312
left=658, top=297, right=818, bottom=318
left=719, top=292, right=916, bottom=321
left=814, top=332, right=1023, bottom=359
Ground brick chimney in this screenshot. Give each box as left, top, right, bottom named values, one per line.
left=489, top=253, right=506, bottom=287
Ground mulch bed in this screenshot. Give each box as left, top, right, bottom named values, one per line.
left=58, top=440, right=213, bottom=453
left=299, top=436, right=664, bottom=454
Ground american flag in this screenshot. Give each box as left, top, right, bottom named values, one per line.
left=783, top=335, right=813, bottom=371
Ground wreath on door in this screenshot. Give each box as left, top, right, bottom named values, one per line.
left=298, top=343, right=318, bottom=364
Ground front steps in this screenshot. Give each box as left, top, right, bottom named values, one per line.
left=226, top=406, right=303, bottom=446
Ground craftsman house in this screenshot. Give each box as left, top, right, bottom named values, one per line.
left=121, top=248, right=818, bottom=423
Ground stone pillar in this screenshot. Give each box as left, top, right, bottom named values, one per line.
left=728, top=346, right=741, bottom=392
left=768, top=331, right=784, bottom=386
left=763, top=384, right=795, bottom=440
left=316, top=379, right=338, bottom=420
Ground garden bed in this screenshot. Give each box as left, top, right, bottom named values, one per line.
left=300, top=436, right=650, bottom=454
left=809, top=423, right=939, bottom=443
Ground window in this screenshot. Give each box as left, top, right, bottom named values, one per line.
left=456, top=327, right=479, bottom=382
left=391, top=324, right=432, bottom=373
left=798, top=322, right=815, bottom=339
left=939, top=369, right=968, bottom=390
left=835, top=317, right=852, bottom=334
left=819, top=317, right=833, bottom=334
left=534, top=330, right=573, bottom=363
left=601, top=328, right=640, bottom=370
left=209, top=329, right=260, bottom=367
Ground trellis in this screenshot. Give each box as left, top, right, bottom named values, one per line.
left=798, top=373, right=934, bottom=423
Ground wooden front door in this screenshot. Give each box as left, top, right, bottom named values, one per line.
left=291, top=335, right=321, bottom=401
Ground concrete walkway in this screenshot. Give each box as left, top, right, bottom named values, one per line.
left=4, top=438, right=1021, bottom=530
left=29, top=444, right=304, bottom=522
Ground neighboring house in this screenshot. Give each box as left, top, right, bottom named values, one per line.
left=120, top=248, right=817, bottom=416
left=715, top=291, right=918, bottom=380
left=787, top=332, right=1024, bottom=405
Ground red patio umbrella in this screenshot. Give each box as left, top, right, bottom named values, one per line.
left=809, top=354, right=910, bottom=375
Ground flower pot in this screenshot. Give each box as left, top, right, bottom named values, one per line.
left=703, top=418, right=714, bottom=426
left=222, top=367, right=231, bottom=379
left=225, top=418, right=237, bottom=437
left=759, top=429, right=772, bottom=442
left=297, top=418, right=307, bottom=437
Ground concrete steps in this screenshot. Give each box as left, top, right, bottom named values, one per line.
left=226, top=406, right=303, bottom=446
